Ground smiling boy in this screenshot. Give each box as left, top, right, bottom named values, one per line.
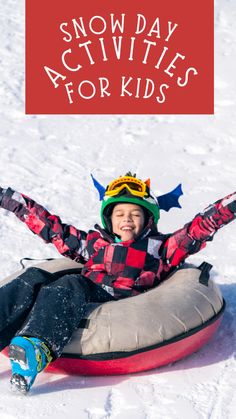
left=0, top=173, right=236, bottom=392
left=111, top=203, right=145, bottom=241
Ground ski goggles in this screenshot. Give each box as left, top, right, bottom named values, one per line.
left=105, top=176, right=149, bottom=198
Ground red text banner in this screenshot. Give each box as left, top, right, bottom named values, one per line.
left=26, top=0, right=214, bottom=114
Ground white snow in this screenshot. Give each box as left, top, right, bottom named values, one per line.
left=0, top=0, right=236, bottom=418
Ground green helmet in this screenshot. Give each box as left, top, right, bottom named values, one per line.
left=100, top=173, right=160, bottom=230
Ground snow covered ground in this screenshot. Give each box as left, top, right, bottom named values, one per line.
left=0, top=0, right=236, bottom=418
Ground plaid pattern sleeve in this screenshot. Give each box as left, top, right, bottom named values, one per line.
left=0, top=187, right=88, bottom=262
left=161, top=192, right=236, bottom=268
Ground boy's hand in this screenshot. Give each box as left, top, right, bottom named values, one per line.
left=0, top=187, right=6, bottom=205
left=0, top=187, right=3, bottom=204
left=222, top=192, right=236, bottom=214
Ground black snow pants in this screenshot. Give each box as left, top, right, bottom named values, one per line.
left=0, top=267, right=114, bottom=358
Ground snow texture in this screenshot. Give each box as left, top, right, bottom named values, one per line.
left=0, top=0, right=236, bottom=418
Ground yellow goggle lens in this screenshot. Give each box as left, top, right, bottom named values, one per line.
left=105, top=177, right=148, bottom=198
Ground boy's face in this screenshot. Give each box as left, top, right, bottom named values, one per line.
left=111, top=203, right=145, bottom=241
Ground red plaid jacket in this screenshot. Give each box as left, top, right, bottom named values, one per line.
left=0, top=187, right=236, bottom=298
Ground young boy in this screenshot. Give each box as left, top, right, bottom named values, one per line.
left=0, top=173, right=236, bottom=393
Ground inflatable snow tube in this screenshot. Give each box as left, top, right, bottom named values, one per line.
left=1, top=259, right=225, bottom=376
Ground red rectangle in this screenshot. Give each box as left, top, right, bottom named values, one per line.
left=26, top=0, right=214, bottom=114
left=126, top=248, right=146, bottom=269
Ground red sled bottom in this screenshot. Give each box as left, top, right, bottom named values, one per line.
left=47, top=311, right=224, bottom=376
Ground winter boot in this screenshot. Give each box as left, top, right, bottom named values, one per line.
left=9, top=336, right=52, bottom=393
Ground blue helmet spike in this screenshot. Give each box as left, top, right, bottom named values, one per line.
left=157, top=184, right=183, bottom=212
left=91, top=174, right=106, bottom=201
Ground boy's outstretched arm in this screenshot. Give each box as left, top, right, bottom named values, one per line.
left=160, top=191, right=236, bottom=269
left=0, top=187, right=88, bottom=262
